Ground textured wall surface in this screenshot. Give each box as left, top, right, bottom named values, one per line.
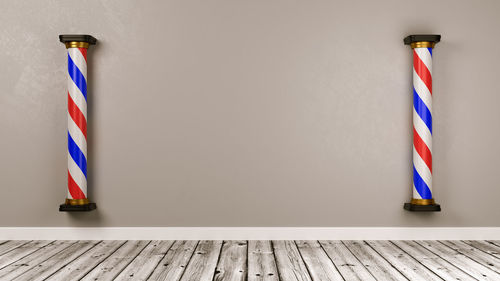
left=1, top=0, right=499, bottom=226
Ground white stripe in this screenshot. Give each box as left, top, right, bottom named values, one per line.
left=413, top=108, right=432, bottom=153
left=412, top=184, right=422, bottom=199
left=3, top=227, right=500, bottom=240
left=413, top=146, right=432, bottom=190
left=68, top=153, right=87, bottom=196
left=68, top=74, right=87, bottom=119
left=415, top=47, right=432, bottom=75
left=68, top=114, right=87, bottom=159
left=68, top=48, right=87, bottom=81
left=67, top=187, right=72, bottom=200
left=413, top=69, right=433, bottom=112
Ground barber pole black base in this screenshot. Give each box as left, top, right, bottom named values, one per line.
left=404, top=202, right=441, bottom=212
left=60, top=202, right=97, bottom=212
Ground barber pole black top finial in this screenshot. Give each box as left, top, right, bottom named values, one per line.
left=404, top=34, right=441, bottom=45
left=59, top=34, right=98, bottom=45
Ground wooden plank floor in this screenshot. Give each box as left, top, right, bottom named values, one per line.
left=0, top=240, right=499, bottom=280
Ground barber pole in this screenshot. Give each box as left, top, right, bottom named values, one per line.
left=404, top=34, right=441, bottom=212
left=59, top=35, right=97, bottom=211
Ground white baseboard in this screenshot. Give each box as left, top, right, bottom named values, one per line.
left=1, top=227, right=499, bottom=240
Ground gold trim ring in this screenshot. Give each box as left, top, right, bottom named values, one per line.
left=65, top=42, right=90, bottom=49
left=411, top=198, right=436, bottom=205
left=65, top=198, right=90, bottom=205
left=410, top=42, right=435, bottom=49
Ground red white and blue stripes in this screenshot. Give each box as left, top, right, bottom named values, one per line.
left=67, top=47, right=88, bottom=201
left=412, top=47, right=434, bottom=200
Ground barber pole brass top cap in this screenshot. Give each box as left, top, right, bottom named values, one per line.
left=59, top=34, right=97, bottom=44
left=404, top=34, right=441, bottom=45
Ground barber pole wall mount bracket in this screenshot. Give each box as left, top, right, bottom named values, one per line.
left=59, top=34, right=97, bottom=212
left=403, top=34, right=441, bottom=212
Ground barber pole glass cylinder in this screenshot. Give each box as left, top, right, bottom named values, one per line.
left=59, top=35, right=97, bottom=212
left=404, top=35, right=441, bottom=212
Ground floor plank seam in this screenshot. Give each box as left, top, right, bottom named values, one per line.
left=269, top=240, right=283, bottom=281
left=340, top=240, right=378, bottom=280
left=388, top=240, right=446, bottom=281
left=75, top=240, right=128, bottom=281
left=144, top=240, right=177, bottom=281
left=112, top=240, right=153, bottom=280
left=0, top=240, right=55, bottom=271
left=245, top=240, right=249, bottom=281
left=43, top=241, right=103, bottom=281
left=293, top=240, right=319, bottom=281
left=174, top=240, right=200, bottom=281
left=438, top=240, right=499, bottom=275
left=317, top=241, right=345, bottom=281
left=463, top=240, right=500, bottom=260
left=487, top=241, right=500, bottom=249
left=211, top=240, right=226, bottom=281
left=438, top=240, right=500, bottom=275
left=8, top=240, right=81, bottom=280
left=363, top=241, right=411, bottom=280
left=414, top=240, right=485, bottom=280
left=0, top=240, right=32, bottom=257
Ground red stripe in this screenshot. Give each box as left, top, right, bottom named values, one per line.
left=68, top=170, right=86, bottom=199
left=413, top=50, right=432, bottom=94
left=413, top=127, right=432, bottom=173
left=78, top=48, right=87, bottom=62
left=68, top=92, right=87, bottom=139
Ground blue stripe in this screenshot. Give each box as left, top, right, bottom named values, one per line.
left=413, top=166, right=432, bottom=199
left=427, top=48, right=432, bottom=56
left=68, top=132, right=87, bottom=178
left=413, top=88, right=432, bottom=134
left=68, top=54, right=87, bottom=101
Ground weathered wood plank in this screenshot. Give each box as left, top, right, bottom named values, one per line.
left=0, top=240, right=53, bottom=269
left=115, top=240, right=174, bottom=280
left=248, top=241, right=279, bottom=281
left=319, top=240, right=375, bottom=281
left=213, top=240, right=247, bottom=281
left=0, top=241, right=75, bottom=280
left=463, top=240, right=500, bottom=259
left=47, top=240, right=126, bottom=280
left=12, top=240, right=98, bottom=281
left=366, top=240, right=441, bottom=280
left=147, top=240, right=198, bottom=281
left=5, top=239, right=500, bottom=281
left=179, top=240, right=223, bottom=281
left=417, top=240, right=499, bottom=280
left=272, top=240, right=312, bottom=281
left=391, top=240, right=473, bottom=280
left=342, top=241, right=406, bottom=281
left=295, top=240, right=343, bottom=281
left=80, top=240, right=150, bottom=281
left=440, top=240, right=500, bottom=274
left=0, top=241, right=30, bottom=256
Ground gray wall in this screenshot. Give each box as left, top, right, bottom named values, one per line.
left=1, top=0, right=499, bottom=227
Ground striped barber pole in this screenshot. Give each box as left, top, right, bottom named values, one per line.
left=404, top=35, right=441, bottom=212
left=59, top=35, right=97, bottom=212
